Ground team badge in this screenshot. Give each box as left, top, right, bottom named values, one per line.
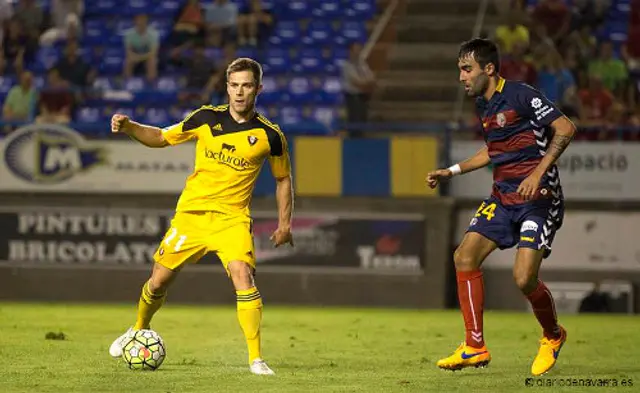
left=496, top=113, right=506, bottom=128
left=248, top=135, right=257, bottom=145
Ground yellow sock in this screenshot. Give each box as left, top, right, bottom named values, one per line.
left=134, top=280, right=166, bottom=330
left=236, top=287, right=263, bottom=363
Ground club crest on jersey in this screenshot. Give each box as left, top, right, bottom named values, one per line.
left=496, top=113, right=506, bottom=127
left=248, top=135, right=258, bottom=146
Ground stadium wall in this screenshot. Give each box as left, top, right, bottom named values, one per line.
left=0, top=194, right=455, bottom=309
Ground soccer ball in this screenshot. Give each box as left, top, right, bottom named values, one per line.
left=122, top=329, right=166, bottom=370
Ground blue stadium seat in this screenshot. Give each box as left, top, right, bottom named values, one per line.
left=155, top=76, right=181, bottom=93
left=316, top=76, right=343, bottom=105
left=262, top=48, right=291, bottom=74
left=143, top=107, right=171, bottom=126
left=0, top=76, right=16, bottom=95
left=77, top=106, right=106, bottom=124
left=86, top=0, right=124, bottom=16
left=259, top=75, right=285, bottom=105
left=151, top=19, right=173, bottom=41
left=153, top=0, right=182, bottom=17
left=92, top=76, right=115, bottom=91
left=113, top=106, right=135, bottom=118
left=311, top=106, right=339, bottom=128
left=84, top=19, right=111, bottom=46
left=287, top=77, right=315, bottom=104
left=312, top=0, right=341, bottom=19
left=124, top=77, right=147, bottom=93
left=303, top=21, right=334, bottom=46
left=33, top=47, right=60, bottom=72
left=277, top=105, right=304, bottom=126
left=337, top=21, right=368, bottom=45
left=278, top=0, right=314, bottom=20
left=344, top=0, right=376, bottom=20
left=268, top=21, right=301, bottom=47
left=125, top=0, right=154, bottom=16
left=296, top=48, right=326, bottom=73
left=100, top=48, right=125, bottom=75
left=237, top=47, right=260, bottom=60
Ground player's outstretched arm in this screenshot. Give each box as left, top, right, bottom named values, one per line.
left=111, top=114, right=168, bottom=148
left=426, top=146, right=490, bottom=189
left=517, top=116, right=577, bottom=199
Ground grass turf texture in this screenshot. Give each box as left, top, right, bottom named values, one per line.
left=0, top=303, right=637, bottom=392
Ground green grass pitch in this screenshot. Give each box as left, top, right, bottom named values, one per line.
left=0, top=303, right=637, bottom=392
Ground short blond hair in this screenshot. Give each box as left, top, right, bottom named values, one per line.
left=226, top=58, right=263, bottom=85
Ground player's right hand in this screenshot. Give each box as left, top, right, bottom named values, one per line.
left=425, top=169, right=453, bottom=189
left=111, top=114, right=130, bottom=134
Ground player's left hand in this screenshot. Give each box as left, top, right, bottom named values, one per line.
left=270, top=227, right=293, bottom=248
left=517, top=173, right=542, bottom=201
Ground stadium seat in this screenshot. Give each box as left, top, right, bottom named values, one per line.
left=84, top=19, right=111, bottom=46
left=311, top=106, right=339, bottom=128
left=99, top=48, right=125, bottom=75
left=153, top=0, right=182, bottom=17
left=296, top=48, right=327, bottom=73
left=0, top=76, right=16, bottom=95
left=277, top=105, right=304, bottom=125
left=125, top=0, right=154, bottom=16
left=143, top=107, right=171, bottom=126
left=337, top=21, right=368, bottom=45
left=303, top=21, right=335, bottom=46
left=278, top=0, right=314, bottom=20
left=85, top=0, right=124, bottom=16
left=312, top=0, right=342, bottom=19
left=287, top=77, right=315, bottom=104
left=77, top=106, right=106, bottom=124
left=268, top=21, right=301, bottom=47
left=344, top=0, right=376, bottom=20
left=262, top=48, right=291, bottom=74
left=92, top=76, right=115, bottom=91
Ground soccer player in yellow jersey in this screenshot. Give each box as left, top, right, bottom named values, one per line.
left=107, top=58, right=293, bottom=376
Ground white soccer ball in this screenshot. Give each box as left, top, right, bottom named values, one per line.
left=122, top=329, right=166, bottom=370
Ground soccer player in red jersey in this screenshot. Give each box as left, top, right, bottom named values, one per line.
left=426, top=38, right=577, bottom=376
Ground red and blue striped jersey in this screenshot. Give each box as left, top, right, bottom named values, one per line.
left=476, top=77, right=563, bottom=206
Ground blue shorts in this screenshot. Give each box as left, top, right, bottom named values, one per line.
left=466, top=196, right=564, bottom=258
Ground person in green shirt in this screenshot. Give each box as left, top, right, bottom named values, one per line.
left=3, top=71, right=35, bottom=122
left=588, top=41, right=628, bottom=95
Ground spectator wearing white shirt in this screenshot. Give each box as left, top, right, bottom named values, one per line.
left=39, top=0, right=84, bottom=47
left=205, top=0, right=238, bottom=47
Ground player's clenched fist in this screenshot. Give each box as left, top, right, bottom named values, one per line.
left=425, top=169, right=453, bottom=189
left=111, top=114, right=130, bottom=134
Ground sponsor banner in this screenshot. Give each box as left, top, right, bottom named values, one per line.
left=0, top=207, right=425, bottom=271
left=0, top=124, right=194, bottom=193
left=455, top=209, right=640, bottom=271
left=449, top=141, right=639, bottom=201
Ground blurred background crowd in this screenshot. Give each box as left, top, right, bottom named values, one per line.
left=0, top=0, right=638, bottom=141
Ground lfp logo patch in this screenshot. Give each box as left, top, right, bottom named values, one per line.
left=3, top=124, right=107, bottom=184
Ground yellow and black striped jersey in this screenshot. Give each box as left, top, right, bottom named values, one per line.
left=162, top=104, right=290, bottom=215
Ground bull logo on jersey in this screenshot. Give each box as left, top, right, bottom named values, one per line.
left=221, top=143, right=236, bottom=152
left=496, top=113, right=506, bottom=128
left=248, top=135, right=257, bottom=146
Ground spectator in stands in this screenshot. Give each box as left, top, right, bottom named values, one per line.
left=13, top=0, right=42, bottom=46
left=39, top=0, right=83, bottom=47
left=168, top=0, right=205, bottom=59
left=494, top=10, right=529, bottom=55
left=0, top=0, right=13, bottom=44
left=536, top=50, right=577, bottom=115
left=2, top=70, right=34, bottom=122
left=571, top=0, right=610, bottom=31
left=35, top=68, right=74, bottom=124
left=588, top=41, right=628, bottom=97
left=53, top=41, right=94, bottom=88
left=237, top=0, right=273, bottom=47
left=178, top=44, right=222, bottom=105
left=123, top=14, right=159, bottom=81
left=578, top=74, right=614, bottom=126
left=499, top=41, right=537, bottom=86
left=530, top=0, right=572, bottom=45
left=211, top=42, right=237, bottom=104
left=205, top=0, right=238, bottom=47
left=342, top=42, right=375, bottom=136
left=0, top=19, right=31, bottom=76
left=579, top=281, right=611, bottom=313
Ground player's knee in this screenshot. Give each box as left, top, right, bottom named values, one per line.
left=228, top=261, right=254, bottom=288
left=513, top=271, right=537, bottom=293
left=453, top=249, right=479, bottom=271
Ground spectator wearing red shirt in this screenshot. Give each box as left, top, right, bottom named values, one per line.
left=578, top=75, right=614, bottom=127
left=35, top=68, right=75, bottom=124
left=499, top=41, right=537, bottom=85
left=531, top=0, right=571, bottom=44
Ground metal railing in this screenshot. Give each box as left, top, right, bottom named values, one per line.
left=362, top=0, right=400, bottom=61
